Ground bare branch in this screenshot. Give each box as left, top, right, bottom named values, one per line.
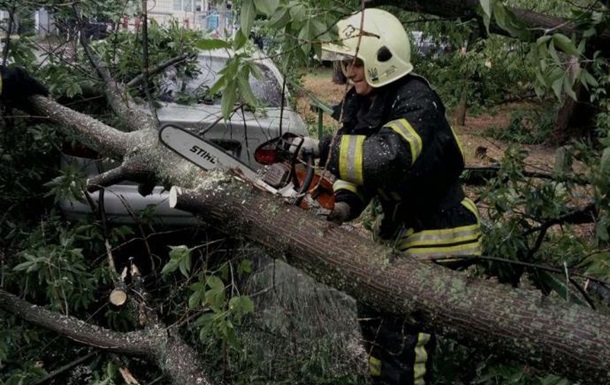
left=127, top=53, right=196, bottom=89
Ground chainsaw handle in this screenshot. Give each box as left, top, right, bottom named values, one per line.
left=294, top=153, right=315, bottom=206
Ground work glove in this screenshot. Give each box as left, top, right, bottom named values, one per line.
left=0, top=66, right=48, bottom=106
left=290, top=136, right=320, bottom=159
left=327, top=201, right=351, bottom=225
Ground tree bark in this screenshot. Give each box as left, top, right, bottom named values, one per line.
left=0, top=289, right=213, bottom=385
left=17, top=94, right=610, bottom=385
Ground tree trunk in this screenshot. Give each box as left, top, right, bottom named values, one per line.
left=332, top=61, right=347, bottom=85
left=166, top=181, right=610, bottom=385
left=13, top=94, right=608, bottom=385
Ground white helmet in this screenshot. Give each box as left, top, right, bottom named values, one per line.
left=322, top=8, right=413, bottom=88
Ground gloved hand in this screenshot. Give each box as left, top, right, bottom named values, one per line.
left=0, top=66, right=48, bottom=105
left=290, top=136, right=320, bottom=159
left=327, top=201, right=351, bottom=225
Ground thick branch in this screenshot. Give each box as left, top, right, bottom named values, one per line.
left=29, top=95, right=132, bottom=159
left=169, top=179, right=610, bottom=385
left=0, top=289, right=151, bottom=354
left=76, top=16, right=157, bottom=132
left=0, top=289, right=213, bottom=385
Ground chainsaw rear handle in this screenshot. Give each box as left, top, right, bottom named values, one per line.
left=294, top=152, right=315, bottom=206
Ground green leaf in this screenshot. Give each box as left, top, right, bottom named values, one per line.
left=221, top=81, right=238, bottom=119
left=188, top=287, right=205, bottom=309
left=551, top=76, right=563, bottom=99
left=562, top=74, right=577, bottom=100
left=13, top=261, right=37, bottom=273
left=195, top=39, right=231, bottom=51
left=229, top=295, right=254, bottom=322
left=580, top=70, right=599, bottom=88
left=206, top=275, right=225, bottom=291
left=237, top=71, right=258, bottom=107
left=548, top=40, right=561, bottom=65
left=205, top=287, right=226, bottom=310
left=161, top=259, right=179, bottom=275
left=268, top=7, right=290, bottom=29
left=552, top=33, right=580, bottom=56
left=479, top=0, right=492, bottom=18
left=298, top=21, right=311, bottom=55
left=289, top=2, right=307, bottom=22
left=237, top=259, right=253, bottom=277
left=240, top=0, right=256, bottom=38
left=178, top=252, right=191, bottom=277
left=534, top=270, right=584, bottom=305
left=234, top=31, right=248, bottom=50
left=536, top=35, right=552, bottom=46
left=254, top=0, right=279, bottom=16
left=247, top=61, right=263, bottom=79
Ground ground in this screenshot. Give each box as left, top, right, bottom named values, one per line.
left=294, top=67, right=559, bottom=173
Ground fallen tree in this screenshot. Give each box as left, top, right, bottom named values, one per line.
left=0, top=85, right=604, bottom=384
left=1, top=2, right=609, bottom=384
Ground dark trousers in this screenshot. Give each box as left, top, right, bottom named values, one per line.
left=357, top=303, right=435, bottom=385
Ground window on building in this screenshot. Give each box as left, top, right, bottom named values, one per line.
left=173, top=0, right=194, bottom=11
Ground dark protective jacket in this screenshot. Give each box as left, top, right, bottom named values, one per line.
left=321, top=73, right=481, bottom=259
left=0, top=66, right=48, bottom=104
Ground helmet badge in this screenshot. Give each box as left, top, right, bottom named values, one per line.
left=368, top=67, right=379, bottom=82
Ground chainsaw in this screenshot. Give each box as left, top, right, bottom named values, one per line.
left=159, top=125, right=335, bottom=213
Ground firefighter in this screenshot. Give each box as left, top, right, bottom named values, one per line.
left=298, top=8, right=482, bottom=385
left=0, top=66, right=48, bottom=105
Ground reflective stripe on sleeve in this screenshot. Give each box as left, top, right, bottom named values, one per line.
left=0, top=74, right=3, bottom=97
left=333, top=179, right=365, bottom=202
left=385, top=119, right=422, bottom=165
left=369, top=355, right=381, bottom=376
left=414, top=332, right=431, bottom=385
left=338, top=135, right=365, bottom=185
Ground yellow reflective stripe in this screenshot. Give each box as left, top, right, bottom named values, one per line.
left=385, top=119, right=422, bottom=165
left=449, top=125, right=465, bottom=159
left=413, top=332, right=431, bottom=385
left=403, top=241, right=483, bottom=258
left=369, top=355, right=381, bottom=376
left=333, top=179, right=365, bottom=202
left=333, top=179, right=358, bottom=194
left=400, top=224, right=481, bottom=248
left=461, top=197, right=480, bottom=221
left=338, top=135, right=365, bottom=185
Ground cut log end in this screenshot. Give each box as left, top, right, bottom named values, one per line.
left=169, top=186, right=182, bottom=208
left=109, top=289, right=128, bottom=307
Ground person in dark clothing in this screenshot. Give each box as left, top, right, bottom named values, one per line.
left=298, top=8, right=482, bottom=385
left=0, top=66, right=48, bottom=105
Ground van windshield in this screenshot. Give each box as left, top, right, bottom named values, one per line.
left=159, top=55, right=284, bottom=107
